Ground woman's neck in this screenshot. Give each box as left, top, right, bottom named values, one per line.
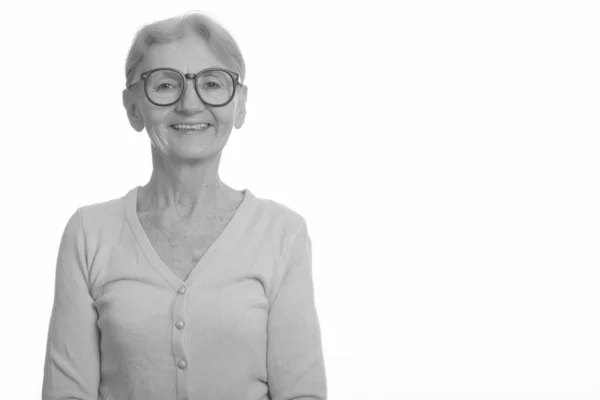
left=138, top=166, right=239, bottom=223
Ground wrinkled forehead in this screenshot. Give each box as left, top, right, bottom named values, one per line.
left=137, top=36, right=237, bottom=81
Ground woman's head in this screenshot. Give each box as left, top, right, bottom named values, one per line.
left=122, top=12, right=247, bottom=161
left=125, top=13, right=245, bottom=88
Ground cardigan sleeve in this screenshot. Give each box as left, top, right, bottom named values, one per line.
left=42, top=208, right=101, bottom=400
left=267, top=220, right=328, bottom=400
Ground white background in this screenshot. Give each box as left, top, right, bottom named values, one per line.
left=1, top=0, right=599, bottom=399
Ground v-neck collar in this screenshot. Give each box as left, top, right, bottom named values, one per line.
left=124, top=185, right=256, bottom=291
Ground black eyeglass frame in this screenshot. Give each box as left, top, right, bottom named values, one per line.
left=127, top=67, right=243, bottom=107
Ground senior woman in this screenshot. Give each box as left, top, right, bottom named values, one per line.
left=42, top=12, right=327, bottom=400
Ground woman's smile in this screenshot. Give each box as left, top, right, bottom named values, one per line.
left=170, top=123, right=213, bottom=134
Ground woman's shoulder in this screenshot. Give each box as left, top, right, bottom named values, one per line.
left=249, top=190, right=308, bottom=236
left=74, top=187, right=133, bottom=236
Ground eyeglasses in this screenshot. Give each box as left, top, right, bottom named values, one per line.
left=126, top=67, right=243, bottom=107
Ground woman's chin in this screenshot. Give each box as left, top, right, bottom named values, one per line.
left=166, top=143, right=220, bottom=161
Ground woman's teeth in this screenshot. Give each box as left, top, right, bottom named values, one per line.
left=171, top=123, right=210, bottom=131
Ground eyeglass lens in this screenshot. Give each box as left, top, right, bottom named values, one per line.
left=145, top=69, right=235, bottom=106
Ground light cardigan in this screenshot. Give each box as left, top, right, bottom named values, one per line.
left=42, top=186, right=327, bottom=400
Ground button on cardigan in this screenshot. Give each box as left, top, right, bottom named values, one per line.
left=42, top=186, right=327, bottom=400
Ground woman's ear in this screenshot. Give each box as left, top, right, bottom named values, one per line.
left=122, top=89, right=144, bottom=132
left=234, top=85, right=248, bottom=129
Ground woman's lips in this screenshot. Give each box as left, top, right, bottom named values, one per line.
left=171, top=123, right=211, bottom=130
left=170, top=123, right=213, bottom=134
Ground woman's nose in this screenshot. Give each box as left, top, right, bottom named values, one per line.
left=176, top=81, right=205, bottom=114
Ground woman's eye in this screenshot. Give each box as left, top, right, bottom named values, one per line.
left=156, top=83, right=176, bottom=91
left=202, top=81, right=221, bottom=89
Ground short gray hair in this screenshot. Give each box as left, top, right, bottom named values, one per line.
left=124, top=11, right=246, bottom=88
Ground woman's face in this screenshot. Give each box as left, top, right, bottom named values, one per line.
left=125, top=34, right=247, bottom=161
